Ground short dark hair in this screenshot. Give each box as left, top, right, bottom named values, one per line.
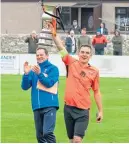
left=79, top=45, right=92, bottom=53
left=82, top=28, right=86, bottom=31
left=115, top=29, right=120, bottom=35
left=36, top=47, right=48, bottom=55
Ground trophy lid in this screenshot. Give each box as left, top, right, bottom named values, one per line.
left=42, top=11, right=53, bottom=20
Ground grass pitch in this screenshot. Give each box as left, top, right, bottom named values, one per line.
left=1, top=75, right=129, bottom=143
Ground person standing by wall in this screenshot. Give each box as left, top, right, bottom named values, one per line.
left=65, top=31, right=72, bottom=54
left=112, top=30, right=123, bottom=56
left=21, top=47, right=59, bottom=143
left=97, top=23, right=108, bottom=35
left=92, top=30, right=107, bottom=55
left=70, top=30, right=77, bottom=55
left=25, top=30, right=38, bottom=54
left=70, top=20, right=81, bottom=35
left=78, top=28, right=91, bottom=49
left=65, top=30, right=77, bottom=54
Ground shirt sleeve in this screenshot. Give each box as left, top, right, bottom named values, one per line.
left=92, top=37, right=96, bottom=45
left=92, top=71, right=100, bottom=91
left=62, top=54, right=77, bottom=66
left=103, top=36, right=108, bottom=43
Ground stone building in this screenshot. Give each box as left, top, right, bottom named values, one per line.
left=1, top=0, right=129, bottom=55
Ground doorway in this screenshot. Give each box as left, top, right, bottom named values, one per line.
left=81, top=8, right=93, bottom=31
left=71, top=8, right=78, bottom=25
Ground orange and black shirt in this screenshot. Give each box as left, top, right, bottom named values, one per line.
left=62, top=54, right=100, bottom=110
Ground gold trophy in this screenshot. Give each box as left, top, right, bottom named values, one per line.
left=38, top=1, right=65, bottom=47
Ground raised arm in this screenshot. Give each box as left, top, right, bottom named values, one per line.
left=47, top=22, right=67, bottom=52
left=48, top=22, right=77, bottom=65
left=53, top=35, right=67, bottom=52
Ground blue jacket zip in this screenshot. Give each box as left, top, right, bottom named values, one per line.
left=21, top=60, right=59, bottom=111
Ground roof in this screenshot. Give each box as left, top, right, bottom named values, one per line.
left=1, top=0, right=129, bottom=2
left=72, top=1, right=102, bottom=8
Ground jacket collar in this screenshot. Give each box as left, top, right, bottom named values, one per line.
left=38, top=59, right=49, bottom=67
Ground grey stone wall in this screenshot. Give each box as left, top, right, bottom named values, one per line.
left=1, top=34, right=129, bottom=55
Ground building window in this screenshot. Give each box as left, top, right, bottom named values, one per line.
left=60, top=7, right=71, bottom=30
left=115, top=7, right=129, bottom=31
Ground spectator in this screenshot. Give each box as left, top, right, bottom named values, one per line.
left=65, top=30, right=77, bottom=54
left=92, top=30, right=107, bottom=55
left=112, top=30, right=123, bottom=56
left=78, top=28, right=91, bottom=49
left=70, top=30, right=77, bottom=54
left=70, top=20, right=81, bottom=35
left=25, top=30, right=38, bottom=53
left=65, top=31, right=72, bottom=53
left=97, top=23, right=108, bottom=35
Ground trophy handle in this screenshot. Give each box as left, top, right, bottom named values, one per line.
left=38, top=0, right=65, bottom=47
left=41, top=1, right=65, bottom=32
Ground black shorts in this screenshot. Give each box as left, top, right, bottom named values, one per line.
left=64, top=105, right=89, bottom=139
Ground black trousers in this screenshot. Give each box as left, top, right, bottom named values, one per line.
left=33, top=107, right=57, bottom=143
left=113, top=50, right=122, bottom=56
left=95, top=49, right=104, bottom=55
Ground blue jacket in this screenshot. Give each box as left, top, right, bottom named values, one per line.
left=97, top=28, right=108, bottom=35
left=65, top=36, right=72, bottom=53
left=21, top=60, right=59, bottom=111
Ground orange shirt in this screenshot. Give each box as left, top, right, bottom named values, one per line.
left=62, top=54, right=100, bottom=109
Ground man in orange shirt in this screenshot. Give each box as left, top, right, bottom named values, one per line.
left=48, top=23, right=103, bottom=143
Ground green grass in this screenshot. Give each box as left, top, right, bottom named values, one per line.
left=1, top=75, right=129, bottom=143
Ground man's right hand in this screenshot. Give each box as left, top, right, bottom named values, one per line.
left=47, top=20, right=56, bottom=37
left=47, top=21, right=68, bottom=52
left=24, top=61, right=31, bottom=74
left=96, top=111, right=103, bottom=123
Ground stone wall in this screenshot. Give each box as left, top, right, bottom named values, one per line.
left=1, top=34, right=129, bottom=55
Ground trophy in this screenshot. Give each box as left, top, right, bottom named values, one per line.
left=38, top=0, right=65, bottom=47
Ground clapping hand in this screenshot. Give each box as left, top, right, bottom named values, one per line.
left=24, top=61, right=31, bottom=74
left=31, top=65, right=41, bottom=75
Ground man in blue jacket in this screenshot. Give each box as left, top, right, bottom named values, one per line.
left=21, top=47, right=59, bottom=143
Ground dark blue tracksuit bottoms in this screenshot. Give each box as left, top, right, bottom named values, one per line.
left=33, top=107, right=57, bottom=143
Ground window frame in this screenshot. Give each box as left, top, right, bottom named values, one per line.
left=115, top=7, right=129, bottom=31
